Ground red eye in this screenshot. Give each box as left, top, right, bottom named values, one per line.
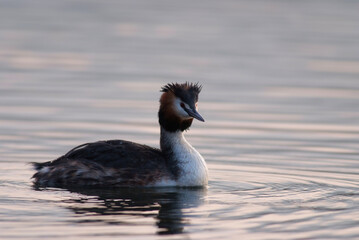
left=180, top=102, right=185, bottom=108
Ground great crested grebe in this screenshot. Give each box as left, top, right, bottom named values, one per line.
left=32, top=82, right=208, bottom=187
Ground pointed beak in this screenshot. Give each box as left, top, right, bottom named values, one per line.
left=186, top=108, right=205, bottom=122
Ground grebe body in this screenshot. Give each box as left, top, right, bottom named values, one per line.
left=32, top=82, right=208, bottom=187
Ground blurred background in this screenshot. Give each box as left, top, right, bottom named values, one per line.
left=1, top=1, right=359, bottom=239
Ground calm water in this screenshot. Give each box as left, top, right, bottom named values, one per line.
left=1, top=0, right=359, bottom=239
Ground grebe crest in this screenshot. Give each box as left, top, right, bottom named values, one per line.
left=32, top=82, right=208, bottom=187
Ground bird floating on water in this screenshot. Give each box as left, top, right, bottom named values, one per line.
left=32, top=82, right=208, bottom=187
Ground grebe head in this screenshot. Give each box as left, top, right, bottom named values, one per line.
left=159, top=82, right=205, bottom=132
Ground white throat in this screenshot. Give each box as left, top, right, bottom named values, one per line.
left=160, top=127, right=208, bottom=186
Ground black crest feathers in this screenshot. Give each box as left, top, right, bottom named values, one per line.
left=160, top=82, right=202, bottom=103
left=161, top=82, right=202, bottom=94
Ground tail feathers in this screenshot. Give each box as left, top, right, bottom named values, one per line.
left=31, top=158, right=117, bottom=187
left=31, top=161, right=51, bottom=171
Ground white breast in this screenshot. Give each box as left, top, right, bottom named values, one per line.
left=163, top=131, right=208, bottom=187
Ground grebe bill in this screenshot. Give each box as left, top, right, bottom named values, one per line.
left=32, top=82, right=208, bottom=187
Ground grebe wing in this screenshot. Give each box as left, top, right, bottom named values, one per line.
left=31, top=140, right=170, bottom=187
left=62, top=140, right=165, bottom=169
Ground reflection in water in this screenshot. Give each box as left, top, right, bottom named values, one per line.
left=36, top=187, right=206, bottom=235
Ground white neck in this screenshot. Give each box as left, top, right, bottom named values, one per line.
left=160, top=127, right=208, bottom=186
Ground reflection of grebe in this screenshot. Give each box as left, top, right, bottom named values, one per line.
left=60, top=187, right=207, bottom=234
left=32, top=82, right=208, bottom=187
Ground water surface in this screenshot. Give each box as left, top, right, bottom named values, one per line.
left=1, top=1, right=359, bottom=239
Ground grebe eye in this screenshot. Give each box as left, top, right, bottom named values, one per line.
left=180, top=102, right=185, bottom=108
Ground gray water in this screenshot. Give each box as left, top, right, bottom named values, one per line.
left=1, top=0, right=359, bottom=239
